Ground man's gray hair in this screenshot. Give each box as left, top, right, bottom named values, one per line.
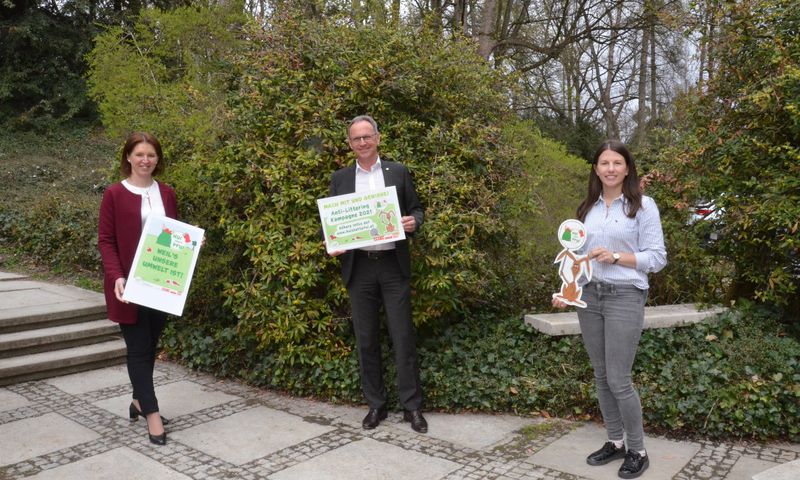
left=348, top=115, right=379, bottom=135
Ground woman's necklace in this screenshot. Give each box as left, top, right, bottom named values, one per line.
left=129, top=180, right=155, bottom=208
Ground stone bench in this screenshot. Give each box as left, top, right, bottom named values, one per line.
left=524, top=303, right=725, bottom=336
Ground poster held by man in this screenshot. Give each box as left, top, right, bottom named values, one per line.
left=318, top=185, right=405, bottom=254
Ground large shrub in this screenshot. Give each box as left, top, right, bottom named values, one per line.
left=173, top=13, right=514, bottom=392
left=636, top=302, right=799, bottom=440
left=86, top=3, right=246, bottom=154
left=649, top=0, right=800, bottom=316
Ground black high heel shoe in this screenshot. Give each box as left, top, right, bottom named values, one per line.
left=148, top=429, right=167, bottom=445
left=129, top=403, right=170, bottom=425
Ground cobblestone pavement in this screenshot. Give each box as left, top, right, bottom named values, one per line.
left=0, top=361, right=797, bottom=480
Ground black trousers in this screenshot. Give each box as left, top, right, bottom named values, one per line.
left=119, top=306, right=166, bottom=414
left=347, top=251, right=423, bottom=411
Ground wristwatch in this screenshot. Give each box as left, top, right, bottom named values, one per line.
left=612, top=252, right=620, bottom=264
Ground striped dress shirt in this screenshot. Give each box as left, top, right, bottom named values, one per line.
left=579, top=194, right=667, bottom=290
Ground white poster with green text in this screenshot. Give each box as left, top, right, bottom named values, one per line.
left=318, top=186, right=405, bottom=254
left=122, top=215, right=204, bottom=316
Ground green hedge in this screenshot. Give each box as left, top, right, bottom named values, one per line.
left=637, top=302, right=799, bottom=439
left=164, top=302, right=799, bottom=441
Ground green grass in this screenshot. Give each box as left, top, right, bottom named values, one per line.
left=0, top=124, right=114, bottom=289
left=0, top=124, right=116, bottom=208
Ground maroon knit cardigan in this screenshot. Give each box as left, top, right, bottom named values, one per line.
left=98, top=182, right=178, bottom=324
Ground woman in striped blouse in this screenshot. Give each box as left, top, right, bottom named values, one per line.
left=554, top=140, right=666, bottom=479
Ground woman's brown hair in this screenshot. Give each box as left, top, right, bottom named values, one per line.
left=119, top=132, right=164, bottom=178
left=576, top=140, right=642, bottom=222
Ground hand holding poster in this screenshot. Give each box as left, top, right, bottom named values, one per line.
left=318, top=186, right=405, bottom=253
left=122, top=215, right=204, bottom=316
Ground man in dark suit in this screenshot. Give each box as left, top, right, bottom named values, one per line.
left=327, top=115, right=427, bottom=433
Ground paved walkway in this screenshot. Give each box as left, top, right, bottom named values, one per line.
left=0, top=273, right=798, bottom=479
left=2, top=362, right=798, bottom=479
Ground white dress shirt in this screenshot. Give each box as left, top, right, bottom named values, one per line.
left=355, top=158, right=394, bottom=252
left=122, top=179, right=165, bottom=227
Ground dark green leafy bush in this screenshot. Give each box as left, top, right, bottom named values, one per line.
left=494, top=121, right=589, bottom=310
left=0, top=8, right=95, bottom=130
left=427, top=304, right=799, bottom=441
left=159, top=14, right=515, bottom=391
left=637, top=302, right=799, bottom=440
left=645, top=0, right=800, bottom=316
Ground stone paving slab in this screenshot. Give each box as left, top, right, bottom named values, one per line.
left=26, top=447, right=192, bottom=480
left=727, top=456, right=781, bottom=480
left=423, top=412, right=533, bottom=450
left=171, top=406, right=335, bottom=465
left=0, top=412, right=100, bottom=466
left=269, top=437, right=461, bottom=480
left=92, top=379, right=239, bottom=420
left=44, top=364, right=145, bottom=395
left=0, top=360, right=798, bottom=480
left=0, top=388, right=31, bottom=413
left=529, top=423, right=701, bottom=480
left=752, top=459, right=800, bottom=480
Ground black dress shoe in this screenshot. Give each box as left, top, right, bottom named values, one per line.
left=129, top=403, right=170, bottom=425
left=586, top=441, right=626, bottom=466
left=618, top=450, right=648, bottom=479
left=362, top=407, right=388, bottom=429
left=403, top=410, right=428, bottom=433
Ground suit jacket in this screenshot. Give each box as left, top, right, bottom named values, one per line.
left=329, top=160, right=424, bottom=286
left=98, top=181, right=179, bottom=324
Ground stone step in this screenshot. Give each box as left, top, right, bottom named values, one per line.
left=0, top=280, right=107, bottom=333
left=0, top=319, right=121, bottom=358
left=0, top=339, right=127, bottom=386
left=0, top=272, right=28, bottom=281
left=524, top=303, right=725, bottom=336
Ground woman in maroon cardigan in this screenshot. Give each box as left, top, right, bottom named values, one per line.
left=98, top=132, right=177, bottom=445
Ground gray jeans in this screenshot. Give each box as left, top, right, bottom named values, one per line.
left=577, top=281, right=647, bottom=452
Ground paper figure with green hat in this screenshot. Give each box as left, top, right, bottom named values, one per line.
left=552, top=219, right=592, bottom=308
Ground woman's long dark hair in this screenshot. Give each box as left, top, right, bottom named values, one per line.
left=576, top=140, right=642, bottom=221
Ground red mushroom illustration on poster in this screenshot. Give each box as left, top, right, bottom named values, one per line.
left=552, top=219, right=592, bottom=308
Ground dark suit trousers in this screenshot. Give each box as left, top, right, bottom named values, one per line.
left=348, top=251, right=423, bottom=411
left=119, top=306, right=166, bottom=414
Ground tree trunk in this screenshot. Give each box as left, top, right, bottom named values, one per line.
left=453, top=0, right=467, bottom=32
left=478, top=0, right=498, bottom=59
left=391, top=0, right=400, bottom=26
left=649, top=13, right=657, bottom=126
left=635, top=19, right=649, bottom=145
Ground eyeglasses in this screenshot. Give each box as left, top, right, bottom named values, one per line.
left=349, top=133, right=378, bottom=144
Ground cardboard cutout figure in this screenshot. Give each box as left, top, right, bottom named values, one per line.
left=552, top=219, right=592, bottom=308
